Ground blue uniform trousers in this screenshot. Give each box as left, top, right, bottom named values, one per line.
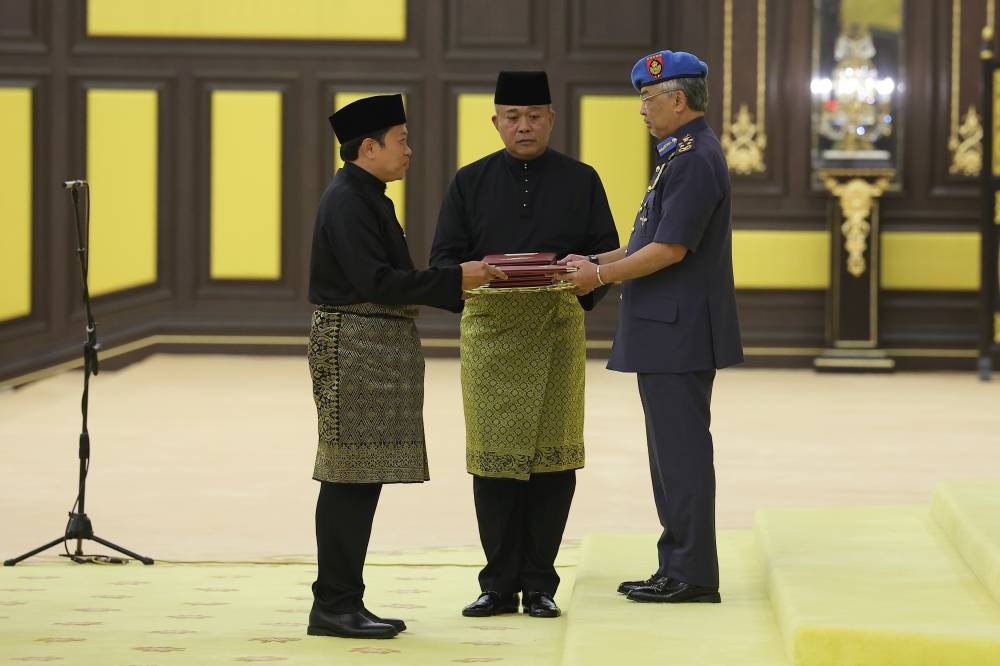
left=637, top=370, right=719, bottom=589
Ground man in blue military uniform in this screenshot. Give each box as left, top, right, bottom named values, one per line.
left=563, top=49, right=743, bottom=603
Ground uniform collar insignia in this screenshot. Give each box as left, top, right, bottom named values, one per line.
left=665, top=134, right=695, bottom=164
left=656, top=136, right=678, bottom=158
left=677, top=134, right=695, bottom=154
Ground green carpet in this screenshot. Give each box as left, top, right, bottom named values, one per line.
left=0, top=558, right=575, bottom=665
left=6, top=482, right=1000, bottom=665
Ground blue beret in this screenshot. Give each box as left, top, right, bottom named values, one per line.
left=631, top=50, right=708, bottom=91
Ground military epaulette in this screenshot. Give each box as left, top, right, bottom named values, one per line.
left=656, top=136, right=678, bottom=158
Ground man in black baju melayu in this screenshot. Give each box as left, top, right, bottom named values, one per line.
left=306, top=94, right=504, bottom=640
left=430, top=71, right=620, bottom=619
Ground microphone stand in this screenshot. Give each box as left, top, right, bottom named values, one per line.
left=4, top=180, right=153, bottom=566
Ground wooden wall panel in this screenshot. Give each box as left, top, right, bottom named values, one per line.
left=449, top=0, right=534, bottom=47
left=0, top=0, right=37, bottom=39
left=192, top=74, right=302, bottom=307
left=0, top=0, right=46, bottom=53
left=570, top=0, right=654, bottom=51
left=445, top=0, right=543, bottom=59
left=0, top=0, right=995, bottom=385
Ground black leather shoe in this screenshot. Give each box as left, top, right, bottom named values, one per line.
left=626, top=578, right=721, bottom=604
left=461, top=591, right=519, bottom=617
left=617, top=572, right=668, bottom=595
left=307, top=605, right=399, bottom=638
left=523, top=591, right=561, bottom=618
left=361, top=607, right=406, bottom=632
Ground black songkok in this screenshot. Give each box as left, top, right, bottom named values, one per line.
left=493, top=71, right=551, bottom=106
left=328, top=94, right=406, bottom=143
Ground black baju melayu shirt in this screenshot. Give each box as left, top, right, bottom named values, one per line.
left=430, top=148, right=619, bottom=309
left=309, top=162, right=461, bottom=309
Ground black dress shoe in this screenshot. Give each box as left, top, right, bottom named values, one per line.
left=523, top=591, right=561, bottom=618
left=617, top=572, right=668, bottom=595
left=626, top=578, right=721, bottom=604
left=361, top=607, right=406, bottom=632
left=307, top=605, right=398, bottom=639
left=462, top=591, right=519, bottom=617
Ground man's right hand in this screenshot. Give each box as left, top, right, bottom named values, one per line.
left=460, top=261, right=507, bottom=290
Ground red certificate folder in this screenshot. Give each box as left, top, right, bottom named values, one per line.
left=481, top=252, right=573, bottom=289
left=482, top=252, right=557, bottom=266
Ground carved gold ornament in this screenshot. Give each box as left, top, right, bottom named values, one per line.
left=948, top=0, right=987, bottom=175
left=823, top=176, right=890, bottom=278
left=722, top=0, right=767, bottom=174
left=949, top=106, right=983, bottom=175
left=724, top=104, right=767, bottom=175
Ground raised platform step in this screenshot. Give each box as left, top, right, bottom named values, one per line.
left=932, top=480, right=1000, bottom=605
left=562, top=532, right=789, bottom=666
left=756, top=505, right=1000, bottom=666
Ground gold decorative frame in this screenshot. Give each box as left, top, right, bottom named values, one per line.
left=722, top=0, right=767, bottom=175
left=949, top=0, right=987, bottom=175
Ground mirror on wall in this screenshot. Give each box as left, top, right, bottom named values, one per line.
left=810, top=0, right=904, bottom=184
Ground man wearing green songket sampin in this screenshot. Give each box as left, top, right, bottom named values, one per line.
left=430, top=71, right=620, bottom=619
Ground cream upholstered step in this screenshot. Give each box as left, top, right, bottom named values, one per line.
left=755, top=505, right=1000, bottom=666
left=561, top=532, right=789, bottom=666
left=931, top=480, right=1000, bottom=605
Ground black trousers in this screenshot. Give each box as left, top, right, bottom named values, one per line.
left=637, top=370, right=719, bottom=589
left=312, top=481, right=382, bottom=613
left=473, top=470, right=576, bottom=596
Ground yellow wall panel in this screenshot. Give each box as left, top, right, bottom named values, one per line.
left=88, top=0, right=406, bottom=41
left=995, top=71, right=1000, bottom=177
left=841, top=0, right=901, bottom=32
left=457, top=94, right=504, bottom=169
left=579, top=95, right=649, bottom=244
left=87, top=88, right=158, bottom=297
left=733, top=230, right=830, bottom=289
left=333, top=92, right=406, bottom=228
left=211, top=90, right=282, bottom=280
left=881, top=231, right=980, bottom=290
left=0, top=88, right=32, bottom=321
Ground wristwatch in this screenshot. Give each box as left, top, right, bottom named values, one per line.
left=587, top=254, right=599, bottom=265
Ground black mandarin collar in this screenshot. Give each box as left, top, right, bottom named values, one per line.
left=342, top=161, right=388, bottom=195
left=502, top=147, right=552, bottom=174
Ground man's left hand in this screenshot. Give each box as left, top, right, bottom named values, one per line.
left=564, top=260, right=601, bottom=296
